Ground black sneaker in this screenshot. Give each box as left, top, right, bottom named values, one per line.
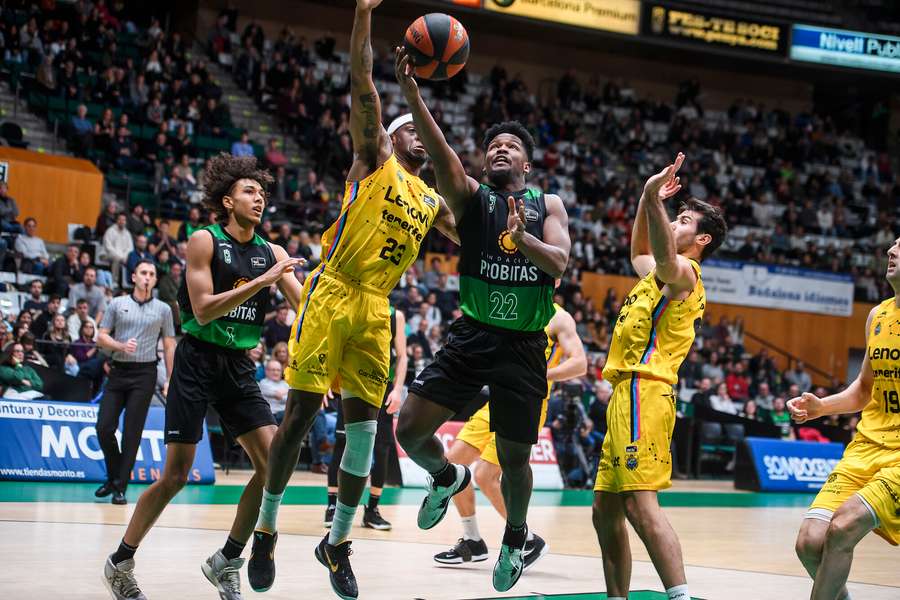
left=95, top=480, right=117, bottom=498
left=522, top=533, right=548, bottom=572
left=433, top=537, right=489, bottom=565
left=112, top=490, right=127, bottom=505
left=324, top=504, right=336, bottom=529
left=362, top=507, right=391, bottom=531
left=314, top=535, right=358, bottom=599
left=248, top=529, right=278, bottom=592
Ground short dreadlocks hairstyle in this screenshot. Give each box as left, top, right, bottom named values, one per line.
left=483, top=121, right=535, bottom=161
left=201, top=153, right=273, bottom=222
left=679, top=197, right=727, bottom=260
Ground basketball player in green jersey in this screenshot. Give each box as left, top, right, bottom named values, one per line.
left=394, top=49, right=571, bottom=592
left=102, top=154, right=304, bottom=600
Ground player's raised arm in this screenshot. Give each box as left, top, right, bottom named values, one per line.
left=787, top=307, right=877, bottom=423
left=507, top=193, right=570, bottom=279
left=395, top=47, right=479, bottom=221
left=630, top=183, right=655, bottom=278
left=643, top=153, right=696, bottom=292
left=348, top=0, right=392, bottom=179
left=546, top=308, right=587, bottom=382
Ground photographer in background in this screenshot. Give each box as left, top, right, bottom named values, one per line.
left=549, top=381, right=597, bottom=487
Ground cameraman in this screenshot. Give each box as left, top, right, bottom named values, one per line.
left=549, top=381, right=596, bottom=487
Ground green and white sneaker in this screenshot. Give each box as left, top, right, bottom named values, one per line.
left=492, top=533, right=526, bottom=592
left=103, top=556, right=147, bottom=600
left=201, top=550, right=245, bottom=600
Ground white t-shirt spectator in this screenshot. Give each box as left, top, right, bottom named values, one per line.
left=103, top=225, right=134, bottom=262
left=14, top=233, right=49, bottom=261
left=259, top=377, right=289, bottom=415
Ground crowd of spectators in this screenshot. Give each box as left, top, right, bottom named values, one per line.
left=0, top=8, right=891, bottom=484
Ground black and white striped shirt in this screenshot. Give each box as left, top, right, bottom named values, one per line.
left=99, top=295, right=175, bottom=363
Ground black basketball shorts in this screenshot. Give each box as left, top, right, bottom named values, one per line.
left=165, top=335, right=276, bottom=444
left=408, top=317, right=548, bottom=444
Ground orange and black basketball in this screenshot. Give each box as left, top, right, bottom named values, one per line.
left=403, top=13, right=469, bottom=80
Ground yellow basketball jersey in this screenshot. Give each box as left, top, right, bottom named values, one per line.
left=603, top=260, right=705, bottom=386
left=545, top=302, right=563, bottom=366
left=322, top=154, right=441, bottom=294
left=857, top=298, right=900, bottom=449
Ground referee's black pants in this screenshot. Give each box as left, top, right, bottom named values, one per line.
left=95, top=362, right=158, bottom=491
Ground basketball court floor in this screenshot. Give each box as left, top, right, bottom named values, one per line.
left=1, top=472, right=897, bottom=599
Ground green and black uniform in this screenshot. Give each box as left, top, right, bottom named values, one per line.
left=166, top=224, right=277, bottom=444
left=410, top=185, right=554, bottom=444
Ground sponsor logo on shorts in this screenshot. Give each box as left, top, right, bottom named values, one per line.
left=877, top=479, right=900, bottom=516
left=306, top=358, right=328, bottom=377
left=625, top=454, right=639, bottom=471
left=357, top=368, right=388, bottom=385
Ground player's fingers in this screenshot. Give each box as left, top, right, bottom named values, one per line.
left=507, top=195, right=515, bottom=212
left=673, top=152, right=685, bottom=172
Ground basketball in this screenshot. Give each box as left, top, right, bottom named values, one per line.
left=403, top=13, right=469, bottom=80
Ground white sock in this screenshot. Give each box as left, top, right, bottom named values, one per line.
left=608, top=597, right=627, bottom=600
left=461, top=515, right=481, bottom=541
left=255, top=489, right=283, bottom=534
left=526, top=529, right=534, bottom=541
left=666, top=584, right=690, bottom=600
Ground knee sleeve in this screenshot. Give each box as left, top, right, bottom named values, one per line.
left=340, top=420, right=378, bottom=478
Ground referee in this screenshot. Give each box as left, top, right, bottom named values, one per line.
left=94, top=259, right=175, bottom=505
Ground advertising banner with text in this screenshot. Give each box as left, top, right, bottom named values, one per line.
left=395, top=420, right=564, bottom=490
left=702, top=259, right=854, bottom=317
left=484, top=0, right=640, bottom=36
left=0, top=400, right=215, bottom=484
left=642, top=4, right=786, bottom=56
left=791, top=24, right=900, bottom=74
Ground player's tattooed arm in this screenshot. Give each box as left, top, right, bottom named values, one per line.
left=395, top=46, right=479, bottom=222
left=349, top=3, right=391, bottom=179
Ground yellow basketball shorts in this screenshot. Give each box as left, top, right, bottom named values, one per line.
left=809, top=438, right=900, bottom=545
left=594, top=374, right=676, bottom=493
left=456, top=399, right=550, bottom=466
left=285, top=268, right=390, bottom=407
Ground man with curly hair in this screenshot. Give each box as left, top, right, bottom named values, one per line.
left=102, top=154, right=304, bottom=600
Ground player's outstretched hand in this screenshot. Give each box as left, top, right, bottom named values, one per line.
left=386, top=388, right=402, bottom=414
left=507, top=196, right=526, bottom=242
left=395, top=46, right=419, bottom=100
left=644, top=152, right=684, bottom=202
left=787, top=392, right=823, bottom=424
left=258, top=257, right=305, bottom=287
left=356, top=0, right=383, bottom=10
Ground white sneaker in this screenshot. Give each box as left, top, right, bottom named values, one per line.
left=201, top=550, right=245, bottom=600
left=103, top=556, right=147, bottom=600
